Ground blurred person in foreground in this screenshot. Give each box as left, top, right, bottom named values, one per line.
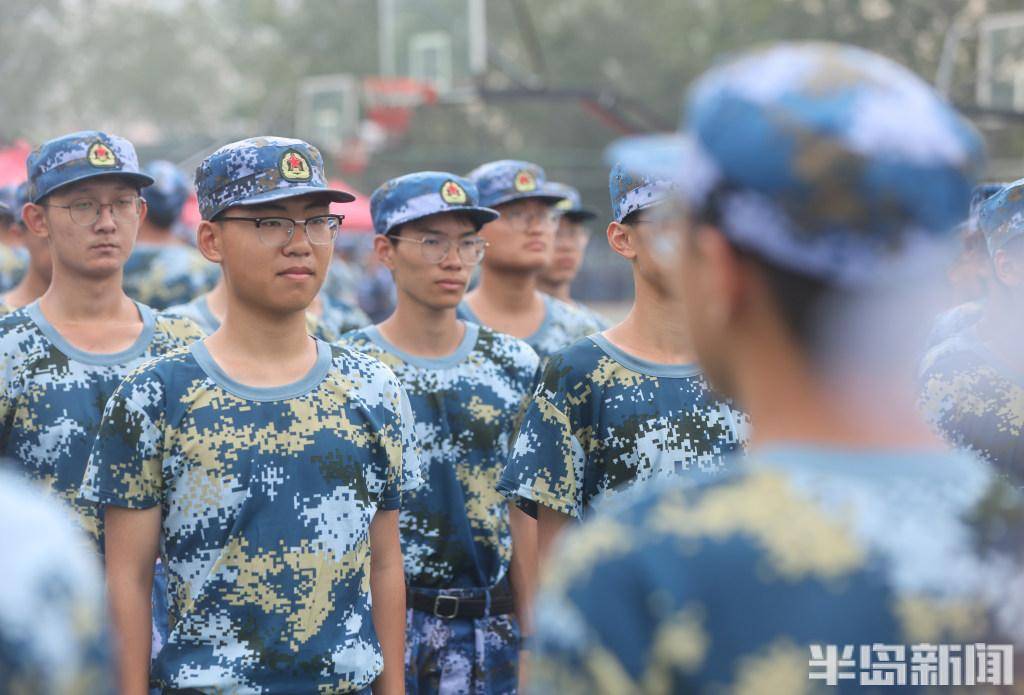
left=339, top=171, right=539, bottom=693
left=82, top=136, right=419, bottom=694
left=536, top=182, right=610, bottom=329
left=0, top=182, right=51, bottom=312
left=0, top=466, right=115, bottom=694
left=459, top=160, right=603, bottom=359
left=498, top=163, right=747, bottom=568
left=530, top=41, right=1024, bottom=694
left=919, top=179, right=1024, bottom=483
left=122, top=160, right=219, bottom=310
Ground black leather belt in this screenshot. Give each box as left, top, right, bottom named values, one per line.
left=407, top=581, right=515, bottom=620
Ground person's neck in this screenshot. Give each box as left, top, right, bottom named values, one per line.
left=603, top=276, right=695, bottom=364
left=470, top=266, right=542, bottom=314
left=377, top=296, right=465, bottom=358
left=39, top=268, right=131, bottom=321
left=3, top=268, right=49, bottom=309
left=204, top=280, right=229, bottom=322
left=736, top=329, right=943, bottom=452
left=979, top=296, right=1024, bottom=374
left=213, top=294, right=313, bottom=364
left=136, top=224, right=180, bottom=245
left=537, top=278, right=572, bottom=304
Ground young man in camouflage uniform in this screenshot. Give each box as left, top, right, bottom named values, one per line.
left=919, top=179, right=1024, bottom=483
left=458, top=160, right=602, bottom=359
left=0, top=131, right=203, bottom=545
left=530, top=42, right=1024, bottom=693
left=340, top=171, right=539, bottom=694
left=536, top=181, right=610, bottom=330
left=499, top=163, right=747, bottom=565
left=121, top=160, right=219, bottom=310
left=0, top=182, right=52, bottom=313
left=82, top=136, right=420, bottom=694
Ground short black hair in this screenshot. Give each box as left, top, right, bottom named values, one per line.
left=695, top=185, right=840, bottom=351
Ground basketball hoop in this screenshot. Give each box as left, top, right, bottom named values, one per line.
left=362, top=77, right=438, bottom=137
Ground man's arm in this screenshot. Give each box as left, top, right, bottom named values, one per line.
left=537, top=506, right=572, bottom=573
left=369, top=509, right=405, bottom=695
left=508, top=503, right=537, bottom=635
left=104, top=504, right=161, bottom=695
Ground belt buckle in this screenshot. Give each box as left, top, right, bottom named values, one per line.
left=433, top=594, right=459, bottom=619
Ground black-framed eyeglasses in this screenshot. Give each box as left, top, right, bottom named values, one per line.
left=217, top=214, right=344, bottom=247
left=45, top=196, right=142, bottom=227
left=389, top=233, right=489, bottom=265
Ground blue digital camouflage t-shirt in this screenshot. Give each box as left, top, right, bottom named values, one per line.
left=919, top=317, right=1024, bottom=486
left=532, top=446, right=1024, bottom=694
left=0, top=467, right=115, bottom=694
left=80, top=339, right=422, bottom=693
left=0, top=301, right=203, bottom=544
left=499, top=334, right=747, bottom=520
left=122, top=243, right=220, bottom=310
left=318, top=291, right=371, bottom=338
left=0, top=244, right=27, bottom=293
left=339, top=322, right=539, bottom=590
left=457, top=294, right=603, bottom=359
left=165, top=293, right=345, bottom=342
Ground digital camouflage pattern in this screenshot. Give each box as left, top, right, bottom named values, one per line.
left=122, top=243, right=220, bottom=310
left=369, top=171, right=497, bottom=236
left=978, top=178, right=1024, bottom=254
left=608, top=42, right=986, bottom=287
left=193, top=136, right=353, bottom=220
left=163, top=292, right=350, bottom=343
left=26, top=130, right=154, bottom=203
left=571, top=302, right=611, bottom=332
left=80, top=339, right=422, bottom=693
left=318, top=291, right=371, bottom=339
left=0, top=302, right=203, bottom=545
left=457, top=294, right=603, bottom=360
left=608, top=163, right=671, bottom=224
left=0, top=467, right=115, bottom=695
left=405, top=607, right=519, bottom=695
left=919, top=320, right=1024, bottom=485
left=499, top=334, right=746, bottom=520
left=531, top=447, right=1024, bottom=694
left=465, top=159, right=565, bottom=209
left=0, top=245, right=27, bottom=293
left=338, top=322, right=539, bottom=590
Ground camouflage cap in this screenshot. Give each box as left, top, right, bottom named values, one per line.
left=978, top=179, right=1024, bottom=254
left=142, top=160, right=191, bottom=227
left=608, top=163, right=673, bottom=223
left=26, top=130, right=154, bottom=204
left=546, top=182, right=597, bottom=222
left=607, top=42, right=985, bottom=286
left=370, top=171, right=498, bottom=235
left=195, top=136, right=355, bottom=220
left=466, top=160, right=565, bottom=209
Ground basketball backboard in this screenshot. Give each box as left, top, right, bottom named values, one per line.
left=978, top=11, right=1024, bottom=111
left=295, top=74, right=360, bottom=156
left=378, top=0, right=486, bottom=101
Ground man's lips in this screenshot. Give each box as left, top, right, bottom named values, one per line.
left=278, top=266, right=315, bottom=277
left=436, top=278, right=465, bottom=290
left=524, top=241, right=547, bottom=252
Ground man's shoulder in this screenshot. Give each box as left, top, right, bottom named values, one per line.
left=152, top=310, right=206, bottom=346
left=474, top=325, right=541, bottom=372
left=547, top=296, right=603, bottom=334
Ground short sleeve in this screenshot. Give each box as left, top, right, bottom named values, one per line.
left=498, top=361, right=586, bottom=519
left=80, top=377, right=166, bottom=510
left=374, top=372, right=423, bottom=511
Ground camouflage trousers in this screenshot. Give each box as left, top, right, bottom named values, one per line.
left=405, top=606, right=520, bottom=695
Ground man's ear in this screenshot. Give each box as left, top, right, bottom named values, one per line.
left=993, top=246, right=1024, bottom=288
left=374, top=234, right=397, bottom=272
left=137, top=198, right=148, bottom=226
left=197, top=220, right=224, bottom=264
left=21, top=203, right=51, bottom=242
left=606, top=221, right=637, bottom=260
